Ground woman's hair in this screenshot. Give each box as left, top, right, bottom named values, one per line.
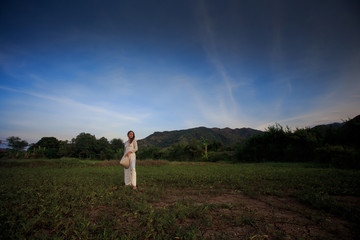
left=127, top=130, right=135, bottom=143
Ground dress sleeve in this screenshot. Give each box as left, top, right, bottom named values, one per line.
left=123, top=141, right=128, bottom=154
left=133, top=140, right=138, bottom=153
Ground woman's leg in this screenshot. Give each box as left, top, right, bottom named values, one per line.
left=124, top=168, right=131, bottom=186
left=129, top=154, right=136, bottom=188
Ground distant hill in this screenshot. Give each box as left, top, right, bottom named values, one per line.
left=137, top=127, right=263, bottom=148
left=311, top=122, right=344, bottom=134
left=311, top=115, right=359, bottom=132
left=137, top=115, right=360, bottom=149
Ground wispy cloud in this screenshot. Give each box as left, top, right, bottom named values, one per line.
left=169, top=75, right=253, bottom=129
left=196, top=0, right=239, bottom=112
left=0, top=85, right=140, bottom=122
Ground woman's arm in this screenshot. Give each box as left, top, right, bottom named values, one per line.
left=125, top=140, right=138, bottom=156
left=133, top=140, right=138, bottom=153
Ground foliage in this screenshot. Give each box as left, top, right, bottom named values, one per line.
left=58, top=140, right=75, bottom=158
left=138, top=138, right=228, bottom=162
left=74, top=133, right=98, bottom=159
left=207, top=140, right=224, bottom=152
left=95, top=137, right=112, bottom=160
left=71, top=133, right=121, bottom=160
left=110, top=138, right=124, bottom=152
left=314, top=145, right=360, bottom=169
left=28, top=137, right=60, bottom=158
left=6, top=136, right=28, bottom=151
left=235, top=117, right=360, bottom=169
left=137, top=146, right=163, bottom=160
left=201, top=137, right=208, bottom=160
left=184, top=139, right=202, bottom=160
left=138, top=140, right=206, bottom=162
left=207, top=151, right=232, bottom=162
left=163, top=143, right=187, bottom=161
left=9, top=134, right=125, bottom=160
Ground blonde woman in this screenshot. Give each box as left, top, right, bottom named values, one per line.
left=123, top=130, right=138, bottom=189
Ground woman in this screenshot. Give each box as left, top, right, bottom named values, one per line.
left=123, top=130, right=138, bottom=189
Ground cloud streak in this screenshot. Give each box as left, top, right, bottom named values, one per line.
left=190, top=0, right=260, bottom=129
left=196, top=0, right=239, bottom=109
left=0, top=85, right=140, bottom=122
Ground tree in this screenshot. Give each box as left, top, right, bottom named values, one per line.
left=6, top=136, right=28, bottom=151
left=57, top=140, right=75, bottom=158
left=138, top=146, right=162, bottom=160
left=165, top=143, right=186, bottom=161
left=74, top=133, right=97, bottom=159
left=208, top=140, right=224, bottom=152
left=201, top=137, right=208, bottom=160
left=184, top=139, right=202, bottom=160
left=96, top=137, right=112, bottom=160
left=35, top=137, right=60, bottom=158
left=110, top=138, right=124, bottom=152
left=110, top=138, right=124, bottom=159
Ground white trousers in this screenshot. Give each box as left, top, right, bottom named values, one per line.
left=124, top=153, right=136, bottom=186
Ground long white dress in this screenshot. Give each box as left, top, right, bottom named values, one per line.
left=123, top=139, right=138, bottom=186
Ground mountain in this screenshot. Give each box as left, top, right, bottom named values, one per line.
left=137, top=127, right=263, bottom=148
left=311, top=122, right=345, bottom=132
left=137, top=115, right=360, bottom=149
left=311, top=115, right=360, bottom=132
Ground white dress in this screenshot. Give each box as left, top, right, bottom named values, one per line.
left=123, top=139, right=138, bottom=186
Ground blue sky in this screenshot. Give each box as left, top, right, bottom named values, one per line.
left=1, top=0, right=359, bottom=143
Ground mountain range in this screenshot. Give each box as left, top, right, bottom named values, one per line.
left=138, top=127, right=263, bottom=148
left=138, top=115, right=360, bottom=149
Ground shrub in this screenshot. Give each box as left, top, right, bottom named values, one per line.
left=315, top=145, right=360, bottom=169
left=207, top=151, right=232, bottom=162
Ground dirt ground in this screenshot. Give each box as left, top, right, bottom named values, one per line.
left=151, top=188, right=358, bottom=240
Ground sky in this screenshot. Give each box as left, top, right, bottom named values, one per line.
left=1, top=0, right=360, bottom=144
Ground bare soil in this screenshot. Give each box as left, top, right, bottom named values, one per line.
left=152, top=188, right=357, bottom=240
left=90, top=186, right=358, bottom=239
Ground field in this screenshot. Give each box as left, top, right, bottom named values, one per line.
left=0, top=159, right=359, bottom=239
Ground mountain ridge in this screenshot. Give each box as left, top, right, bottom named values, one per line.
left=138, top=115, right=360, bottom=149
left=138, top=126, right=263, bottom=148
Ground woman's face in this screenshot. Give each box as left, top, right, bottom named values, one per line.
left=128, top=131, right=134, bottom=139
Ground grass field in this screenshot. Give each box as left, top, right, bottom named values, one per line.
left=0, top=158, right=359, bottom=239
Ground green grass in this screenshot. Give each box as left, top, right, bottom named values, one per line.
left=0, top=159, right=359, bottom=239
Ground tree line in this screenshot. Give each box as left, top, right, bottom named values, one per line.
left=235, top=121, right=359, bottom=169
left=137, top=116, right=360, bottom=169
left=1, top=116, right=359, bottom=169
left=1, top=133, right=124, bottom=160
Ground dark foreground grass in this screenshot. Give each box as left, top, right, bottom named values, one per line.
left=0, top=159, right=359, bottom=239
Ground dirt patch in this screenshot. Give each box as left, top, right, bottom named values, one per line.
left=87, top=205, right=117, bottom=222
left=152, top=188, right=357, bottom=240
left=331, top=195, right=360, bottom=208
left=85, top=187, right=358, bottom=239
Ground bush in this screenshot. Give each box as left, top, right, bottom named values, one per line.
left=315, top=145, right=360, bottom=169
left=137, top=147, right=163, bottom=160
left=207, top=151, right=232, bottom=162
